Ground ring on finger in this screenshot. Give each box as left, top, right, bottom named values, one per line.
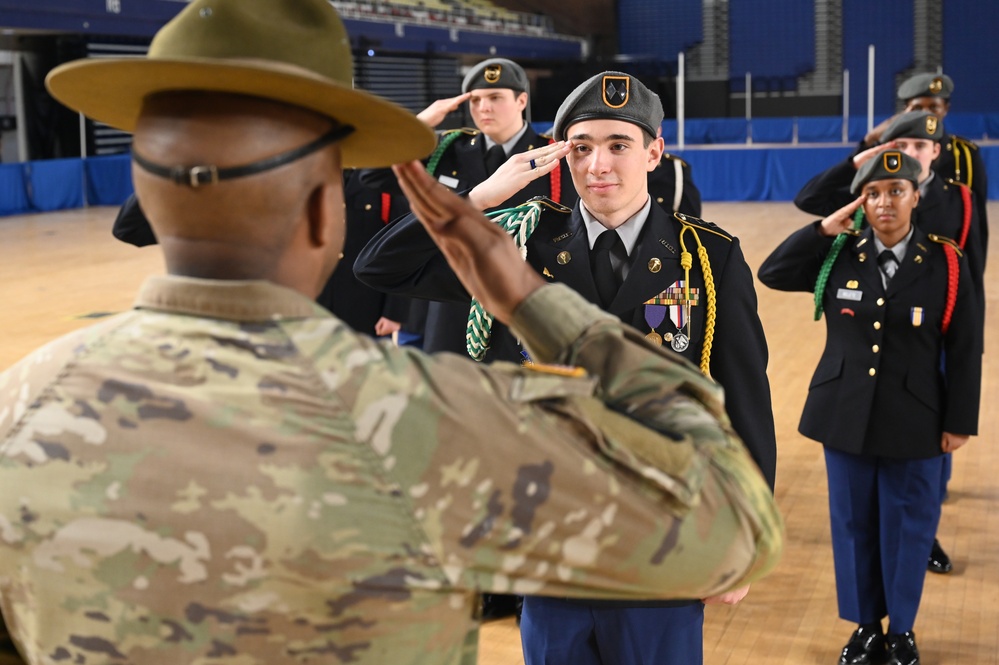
left=529, top=158, right=537, bottom=169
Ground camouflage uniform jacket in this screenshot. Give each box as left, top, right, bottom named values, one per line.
left=0, top=276, right=782, bottom=664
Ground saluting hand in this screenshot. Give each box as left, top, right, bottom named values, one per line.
left=819, top=194, right=866, bottom=237
left=391, top=160, right=545, bottom=323
left=417, top=92, right=473, bottom=128
left=941, top=432, right=969, bottom=453
left=467, top=140, right=571, bottom=211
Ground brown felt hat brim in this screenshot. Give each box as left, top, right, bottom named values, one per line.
left=46, top=57, right=435, bottom=169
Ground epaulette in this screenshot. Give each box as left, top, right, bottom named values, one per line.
left=438, top=127, right=480, bottom=138
left=521, top=195, right=572, bottom=214
left=928, top=233, right=964, bottom=257
left=673, top=211, right=733, bottom=242
left=661, top=152, right=690, bottom=169
left=523, top=361, right=587, bottom=378
left=950, top=135, right=980, bottom=151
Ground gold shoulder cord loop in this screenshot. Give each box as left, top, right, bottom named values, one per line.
left=677, top=223, right=717, bottom=377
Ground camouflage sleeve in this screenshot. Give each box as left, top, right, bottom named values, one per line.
left=0, top=319, right=121, bottom=440
left=348, top=284, right=782, bottom=601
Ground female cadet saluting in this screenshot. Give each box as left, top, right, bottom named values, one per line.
left=758, top=151, right=981, bottom=665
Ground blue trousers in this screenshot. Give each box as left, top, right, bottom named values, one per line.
left=520, top=597, right=703, bottom=665
left=824, top=448, right=943, bottom=633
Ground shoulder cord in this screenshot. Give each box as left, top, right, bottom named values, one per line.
left=942, top=244, right=959, bottom=335
left=425, top=131, right=465, bottom=176
left=677, top=223, right=717, bottom=377
left=953, top=137, right=974, bottom=190
left=813, top=207, right=864, bottom=321
left=547, top=137, right=561, bottom=204
left=465, top=201, right=544, bottom=360
left=957, top=184, right=972, bottom=249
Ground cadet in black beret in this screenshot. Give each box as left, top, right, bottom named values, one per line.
left=796, top=108, right=985, bottom=579
left=355, top=88, right=774, bottom=665
left=760, top=148, right=981, bottom=665
left=863, top=73, right=988, bottom=257
left=850, top=149, right=921, bottom=193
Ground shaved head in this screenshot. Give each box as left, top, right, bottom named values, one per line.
left=132, top=91, right=346, bottom=294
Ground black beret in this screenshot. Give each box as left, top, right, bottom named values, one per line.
left=897, top=73, right=954, bottom=101
left=552, top=71, right=663, bottom=141
left=850, top=151, right=921, bottom=194
left=881, top=111, right=944, bottom=142
left=461, top=58, right=529, bottom=95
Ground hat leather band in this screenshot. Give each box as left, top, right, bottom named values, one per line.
left=132, top=124, right=355, bottom=187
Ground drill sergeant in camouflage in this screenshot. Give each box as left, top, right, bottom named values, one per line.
left=0, top=1, right=783, bottom=664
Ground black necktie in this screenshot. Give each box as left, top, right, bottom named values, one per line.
left=878, top=249, right=899, bottom=283
left=591, top=231, right=625, bottom=307
left=484, top=144, right=506, bottom=175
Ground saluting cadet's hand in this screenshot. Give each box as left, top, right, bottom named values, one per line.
left=392, top=160, right=545, bottom=323
left=819, top=194, right=866, bottom=237
left=417, top=92, right=472, bottom=128
left=863, top=113, right=900, bottom=147
left=851, top=140, right=899, bottom=170
left=941, top=432, right=969, bottom=453
left=467, top=140, right=570, bottom=211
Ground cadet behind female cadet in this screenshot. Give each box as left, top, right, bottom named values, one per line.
left=758, top=151, right=981, bottom=665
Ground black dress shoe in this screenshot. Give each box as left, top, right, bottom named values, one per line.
left=927, top=538, right=953, bottom=574
left=839, top=623, right=887, bottom=664
left=886, top=631, right=919, bottom=665
left=480, top=593, right=521, bottom=621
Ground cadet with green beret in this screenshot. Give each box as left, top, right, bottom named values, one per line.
left=760, top=151, right=981, bottom=665
left=357, top=69, right=777, bottom=665
left=0, top=1, right=784, bottom=664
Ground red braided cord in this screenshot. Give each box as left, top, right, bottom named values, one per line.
left=380, top=192, right=392, bottom=224
left=957, top=184, right=972, bottom=249
left=548, top=137, right=561, bottom=204
left=942, top=245, right=959, bottom=335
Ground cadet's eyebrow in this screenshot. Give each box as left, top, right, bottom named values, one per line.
left=569, top=132, right=636, bottom=143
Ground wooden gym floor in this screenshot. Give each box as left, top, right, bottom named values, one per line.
left=1, top=201, right=996, bottom=665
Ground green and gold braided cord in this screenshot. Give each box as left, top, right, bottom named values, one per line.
left=813, top=207, right=864, bottom=321
left=465, top=202, right=544, bottom=360
left=425, top=130, right=464, bottom=176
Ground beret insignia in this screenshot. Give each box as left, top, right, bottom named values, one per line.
left=929, top=77, right=943, bottom=94
left=484, top=64, right=502, bottom=84
left=602, top=75, right=629, bottom=109
left=884, top=152, right=901, bottom=173
left=926, top=115, right=938, bottom=135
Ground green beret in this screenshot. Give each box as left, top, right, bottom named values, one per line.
left=552, top=71, right=663, bottom=141
left=881, top=111, right=944, bottom=142
left=850, top=150, right=921, bottom=194
left=461, top=58, right=529, bottom=95
left=897, top=72, right=954, bottom=101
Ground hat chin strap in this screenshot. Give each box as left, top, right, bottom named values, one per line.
left=132, top=124, right=354, bottom=188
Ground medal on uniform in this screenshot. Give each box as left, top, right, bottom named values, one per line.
left=644, top=281, right=698, bottom=354
left=644, top=304, right=667, bottom=346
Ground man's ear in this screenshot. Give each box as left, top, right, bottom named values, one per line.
left=306, top=180, right=344, bottom=249
left=647, top=135, right=665, bottom=172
